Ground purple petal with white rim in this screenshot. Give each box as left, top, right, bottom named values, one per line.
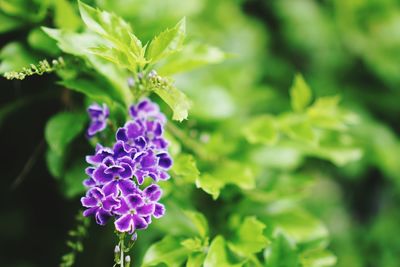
left=118, top=179, right=137, bottom=196
left=136, top=203, right=155, bottom=216
left=119, top=163, right=133, bottom=179
left=143, top=184, right=162, bottom=202
left=103, top=195, right=120, bottom=211
left=95, top=209, right=111, bottom=225
left=126, top=194, right=143, bottom=209
left=83, top=206, right=99, bottom=217
left=81, top=196, right=97, bottom=207
left=115, top=214, right=133, bottom=232
left=154, top=203, right=165, bottom=218
left=93, top=164, right=113, bottom=183
left=132, top=215, right=148, bottom=230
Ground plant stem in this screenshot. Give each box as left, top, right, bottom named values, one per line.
left=120, top=234, right=125, bottom=267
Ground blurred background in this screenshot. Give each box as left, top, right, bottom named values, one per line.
left=1, top=0, right=400, bottom=266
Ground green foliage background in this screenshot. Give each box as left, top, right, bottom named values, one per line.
left=1, top=0, right=400, bottom=267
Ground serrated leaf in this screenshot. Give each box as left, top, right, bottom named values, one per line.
left=228, top=217, right=269, bottom=256
left=78, top=1, right=145, bottom=68
left=147, top=18, right=186, bottom=62
left=264, top=234, right=300, bottom=267
left=153, top=84, right=191, bottom=121
left=243, top=115, right=279, bottom=145
left=290, top=74, right=312, bottom=112
left=142, top=235, right=190, bottom=267
left=204, top=236, right=241, bottom=267
left=43, top=28, right=133, bottom=106
left=45, top=112, right=87, bottom=155
left=307, top=95, right=357, bottom=131
left=158, top=42, right=227, bottom=75
left=183, top=210, right=209, bottom=238
left=42, top=27, right=100, bottom=57
left=171, top=154, right=200, bottom=184
left=78, top=1, right=131, bottom=42
left=196, top=161, right=255, bottom=200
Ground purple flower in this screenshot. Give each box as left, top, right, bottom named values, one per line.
left=129, top=98, right=166, bottom=124
left=81, top=187, right=119, bottom=225
left=133, top=150, right=172, bottom=184
left=87, top=103, right=109, bottom=138
left=114, top=194, right=154, bottom=233
left=142, top=184, right=165, bottom=219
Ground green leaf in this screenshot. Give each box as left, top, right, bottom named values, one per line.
left=158, top=42, right=227, bottom=75
left=183, top=210, right=209, bottom=238
left=181, top=237, right=207, bottom=252
left=290, top=74, right=312, bottom=112
left=147, top=18, right=186, bottom=62
left=42, top=27, right=99, bottom=57
left=45, top=112, right=87, bottom=155
left=270, top=208, right=329, bottom=245
left=59, top=78, right=117, bottom=106
left=243, top=115, right=279, bottom=145
left=307, top=96, right=357, bottom=131
left=187, top=253, right=206, bottom=267
left=78, top=1, right=131, bottom=42
left=53, top=0, right=81, bottom=31
left=0, top=12, right=24, bottom=33
left=264, top=234, right=300, bottom=267
left=153, top=84, right=191, bottom=121
left=171, top=154, right=200, bottom=184
left=300, top=249, right=337, bottom=267
left=204, top=236, right=241, bottom=267
left=46, top=149, right=64, bottom=179
left=228, top=217, right=269, bottom=256
left=78, top=1, right=145, bottom=69
left=196, top=161, right=255, bottom=200
left=63, top=161, right=86, bottom=198
left=142, top=235, right=190, bottom=267
left=0, top=42, right=38, bottom=73
left=27, top=28, right=59, bottom=56
left=43, top=28, right=133, bottom=106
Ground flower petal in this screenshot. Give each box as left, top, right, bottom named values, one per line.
left=119, top=163, right=133, bottom=179
left=83, top=206, right=98, bottom=217
left=154, top=203, right=165, bottom=218
left=95, top=209, right=111, bottom=225
left=115, top=214, right=133, bottom=232
left=102, top=181, right=119, bottom=196
left=118, top=179, right=137, bottom=196
left=132, top=215, right=148, bottom=230
left=103, top=195, right=120, bottom=211
left=93, top=164, right=113, bottom=183
left=143, top=184, right=162, bottom=202
left=81, top=196, right=97, bottom=207
left=126, top=194, right=143, bottom=209
left=136, top=203, right=155, bottom=216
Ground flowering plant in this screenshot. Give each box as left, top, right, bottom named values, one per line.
left=3, top=1, right=399, bottom=267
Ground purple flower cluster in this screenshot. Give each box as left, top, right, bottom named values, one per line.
left=81, top=99, right=172, bottom=234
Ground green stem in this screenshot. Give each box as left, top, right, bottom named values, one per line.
left=120, top=234, right=125, bottom=267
